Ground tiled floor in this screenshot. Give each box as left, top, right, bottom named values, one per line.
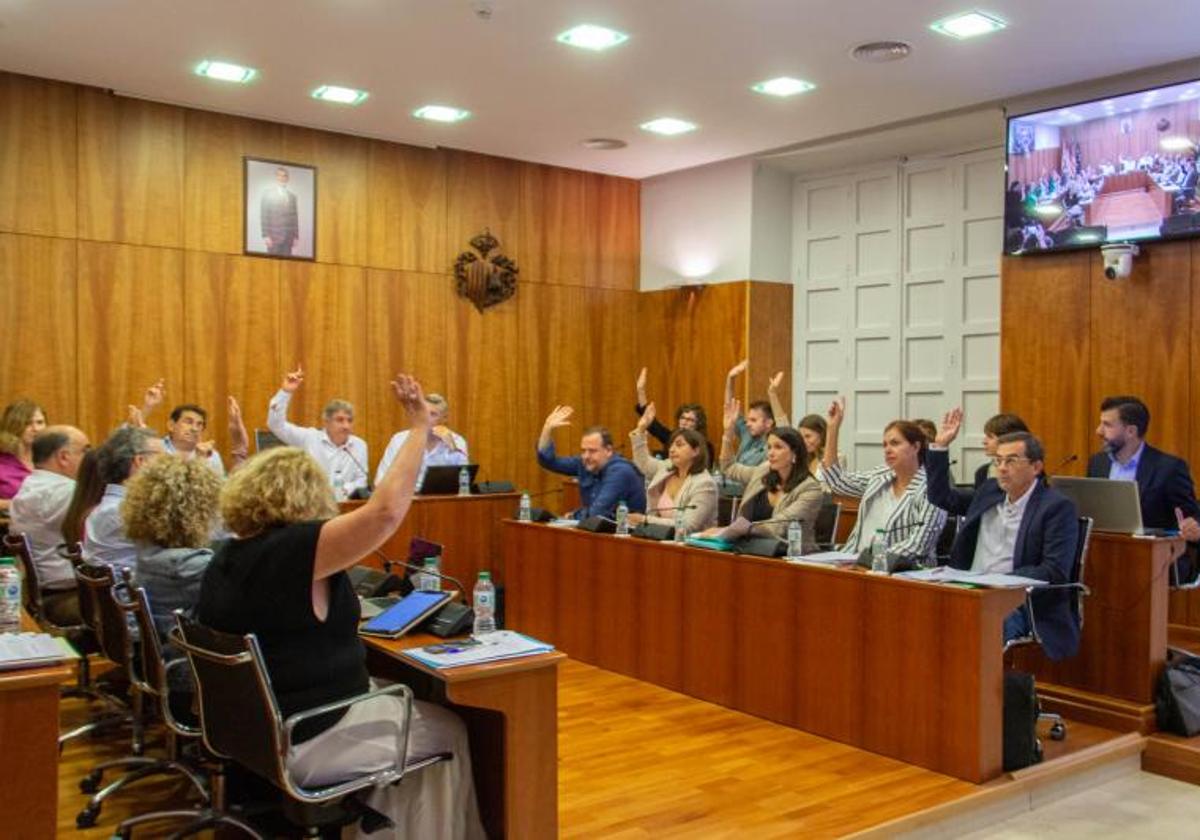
left=963, top=771, right=1200, bottom=838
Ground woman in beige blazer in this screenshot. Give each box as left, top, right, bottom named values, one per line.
left=703, top=399, right=823, bottom=553
left=628, top=405, right=717, bottom=535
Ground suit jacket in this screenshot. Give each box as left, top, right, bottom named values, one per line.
left=1086, top=444, right=1200, bottom=529
left=261, top=188, right=299, bottom=243
left=927, top=449, right=1081, bottom=661
left=630, top=431, right=718, bottom=533
left=724, top=460, right=822, bottom=552
left=823, top=460, right=946, bottom=567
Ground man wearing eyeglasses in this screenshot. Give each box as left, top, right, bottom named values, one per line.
left=9, top=426, right=92, bottom=625
left=926, top=409, right=1081, bottom=659
left=81, top=427, right=165, bottom=570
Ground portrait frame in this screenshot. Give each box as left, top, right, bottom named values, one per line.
left=243, top=157, right=318, bottom=261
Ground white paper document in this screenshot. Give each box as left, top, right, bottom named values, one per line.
left=400, top=630, right=554, bottom=669
left=788, top=551, right=859, bottom=566
left=0, top=631, right=78, bottom=670
left=894, top=568, right=1047, bottom=588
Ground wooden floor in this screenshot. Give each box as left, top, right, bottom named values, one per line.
left=57, top=658, right=1124, bottom=838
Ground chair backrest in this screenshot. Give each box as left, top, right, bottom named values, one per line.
left=172, top=613, right=288, bottom=787
left=1072, top=516, right=1094, bottom=628
left=3, top=532, right=44, bottom=620
left=254, top=429, right=285, bottom=453
left=813, top=501, right=841, bottom=546
left=936, top=515, right=960, bottom=560
left=118, top=568, right=164, bottom=698
left=73, top=562, right=132, bottom=669
left=59, top=541, right=83, bottom=568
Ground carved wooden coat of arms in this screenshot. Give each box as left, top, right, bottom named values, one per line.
left=454, top=230, right=518, bottom=312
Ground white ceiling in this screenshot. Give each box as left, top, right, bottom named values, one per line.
left=0, top=0, right=1198, bottom=179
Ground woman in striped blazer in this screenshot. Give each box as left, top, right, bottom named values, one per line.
left=822, top=397, right=946, bottom=569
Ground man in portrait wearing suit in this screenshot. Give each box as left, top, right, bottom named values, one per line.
left=1087, top=396, right=1200, bottom=576
left=927, top=417, right=1081, bottom=660
left=261, top=165, right=299, bottom=256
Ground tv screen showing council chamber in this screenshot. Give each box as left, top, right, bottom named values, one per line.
left=1005, top=77, right=1200, bottom=254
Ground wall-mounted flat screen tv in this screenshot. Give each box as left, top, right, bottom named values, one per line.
left=1005, top=78, right=1200, bottom=254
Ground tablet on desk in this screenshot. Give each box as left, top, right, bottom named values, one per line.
left=360, top=591, right=452, bottom=639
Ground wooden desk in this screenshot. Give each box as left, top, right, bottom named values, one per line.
left=341, top=493, right=520, bottom=584
left=362, top=632, right=563, bottom=840
left=1012, top=532, right=1178, bottom=732
left=503, top=521, right=1023, bottom=784
left=0, top=617, right=70, bottom=839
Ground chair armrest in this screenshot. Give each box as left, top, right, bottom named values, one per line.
left=280, top=682, right=415, bottom=802
left=160, top=657, right=201, bottom=738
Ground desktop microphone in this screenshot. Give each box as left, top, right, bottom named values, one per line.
left=645, top=503, right=698, bottom=515
left=1054, top=453, right=1079, bottom=472
left=340, top=443, right=373, bottom=497
left=368, top=549, right=477, bottom=638
left=370, top=548, right=467, bottom=596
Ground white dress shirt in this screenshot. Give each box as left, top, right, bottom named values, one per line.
left=83, top=483, right=137, bottom=570
left=375, top=429, right=468, bottom=491
left=971, top=480, right=1038, bottom=575
left=267, top=390, right=369, bottom=499
left=9, top=469, right=77, bottom=590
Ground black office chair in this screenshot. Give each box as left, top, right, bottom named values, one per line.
left=73, top=563, right=208, bottom=829
left=935, top=516, right=960, bottom=565
left=110, top=577, right=260, bottom=839
left=172, top=613, right=450, bottom=836
left=1004, top=516, right=1094, bottom=741
left=814, top=501, right=842, bottom=551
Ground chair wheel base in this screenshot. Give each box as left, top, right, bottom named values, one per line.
left=76, top=805, right=100, bottom=828
left=1049, top=721, right=1067, bottom=741
left=80, top=771, right=102, bottom=793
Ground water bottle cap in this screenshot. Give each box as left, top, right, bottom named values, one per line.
left=478, top=570, right=491, bottom=580
left=424, top=557, right=437, bottom=567
left=0, top=556, right=13, bottom=565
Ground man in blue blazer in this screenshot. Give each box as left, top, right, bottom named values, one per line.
left=927, top=410, right=1081, bottom=660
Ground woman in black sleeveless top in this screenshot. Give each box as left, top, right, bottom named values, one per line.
left=198, top=374, right=484, bottom=839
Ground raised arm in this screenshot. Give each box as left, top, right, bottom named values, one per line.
left=629, top=404, right=667, bottom=481
left=314, top=374, right=429, bottom=580
left=926, top=407, right=974, bottom=515
left=266, top=365, right=310, bottom=446
left=536, top=405, right=580, bottom=475
left=227, top=396, right=250, bottom=470
left=822, top=396, right=845, bottom=472
left=724, top=358, right=748, bottom=406
left=767, top=371, right=790, bottom=428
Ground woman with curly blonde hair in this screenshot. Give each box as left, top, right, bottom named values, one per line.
left=0, top=398, right=47, bottom=509
left=198, top=375, right=484, bottom=839
left=123, top=455, right=222, bottom=639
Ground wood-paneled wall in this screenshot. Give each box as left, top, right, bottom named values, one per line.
left=0, top=72, right=642, bottom=495
left=1001, top=239, right=1200, bottom=484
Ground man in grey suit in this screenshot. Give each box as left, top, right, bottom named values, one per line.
left=261, top=166, right=299, bottom=255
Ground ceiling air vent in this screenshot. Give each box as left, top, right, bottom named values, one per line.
left=580, top=138, right=627, bottom=150
left=850, top=41, right=913, bottom=63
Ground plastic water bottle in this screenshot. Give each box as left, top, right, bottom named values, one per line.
left=419, top=557, right=441, bottom=592
left=458, top=466, right=471, bottom=497
left=518, top=492, right=532, bottom=522
left=0, top=557, right=21, bottom=633
left=787, top=520, right=804, bottom=560
left=472, top=571, right=496, bottom=636
left=674, top=508, right=687, bottom=543
left=615, top=500, right=630, bottom=536
left=869, top=528, right=888, bottom=575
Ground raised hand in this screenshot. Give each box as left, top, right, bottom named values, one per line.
left=281, top=364, right=305, bottom=394
left=195, top=439, right=215, bottom=458
left=142, top=378, right=166, bottom=412
left=727, top=358, right=749, bottom=380
left=723, top=397, right=741, bottom=432
left=636, top=402, right=656, bottom=433
left=126, top=405, right=147, bottom=429
left=768, top=371, right=784, bottom=392
left=228, top=396, right=249, bottom=458
left=636, top=367, right=648, bottom=404
left=826, top=396, right=846, bottom=427
left=543, top=405, right=574, bottom=431
left=935, top=407, right=963, bottom=448
left=392, top=374, right=430, bottom=426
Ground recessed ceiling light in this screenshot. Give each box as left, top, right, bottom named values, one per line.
left=556, top=24, right=629, bottom=51
left=311, top=85, right=368, bottom=105
left=1161, top=136, right=1195, bottom=152
left=581, top=138, right=627, bottom=150
left=413, top=105, right=471, bottom=123
left=751, top=77, right=816, bottom=98
left=195, top=60, right=256, bottom=84
left=930, top=11, right=1007, bottom=39
left=639, top=118, right=697, bottom=136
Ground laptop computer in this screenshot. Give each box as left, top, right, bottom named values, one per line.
left=419, top=464, right=479, bottom=495
left=1049, top=476, right=1147, bottom=534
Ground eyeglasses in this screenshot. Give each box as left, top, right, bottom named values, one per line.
left=991, top=455, right=1031, bottom=468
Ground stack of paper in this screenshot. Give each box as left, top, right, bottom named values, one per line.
left=401, top=630, right=553, bottom=669
left=894, top=568, right=1047, bottom=588
left=0, top=632, right=78, bottom=671
left=788, top=551, right=859, bottom=566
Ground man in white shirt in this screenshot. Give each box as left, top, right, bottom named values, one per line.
left=82, top=427, right=164, bottom=570
left=926, top=413, right=1081, bottom=660
left=162, top=403, right=225, bottom=476
left=375, top=393, right=468, bottom=491
left=267, top=365, right=369, bottom=499
left=9, top=425, right=91, bottom=624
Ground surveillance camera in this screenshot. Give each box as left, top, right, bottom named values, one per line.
left=1100, top=243, right=1139, bottom=280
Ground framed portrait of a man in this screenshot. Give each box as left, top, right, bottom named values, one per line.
left=244, top=157, right=317, bottom=260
